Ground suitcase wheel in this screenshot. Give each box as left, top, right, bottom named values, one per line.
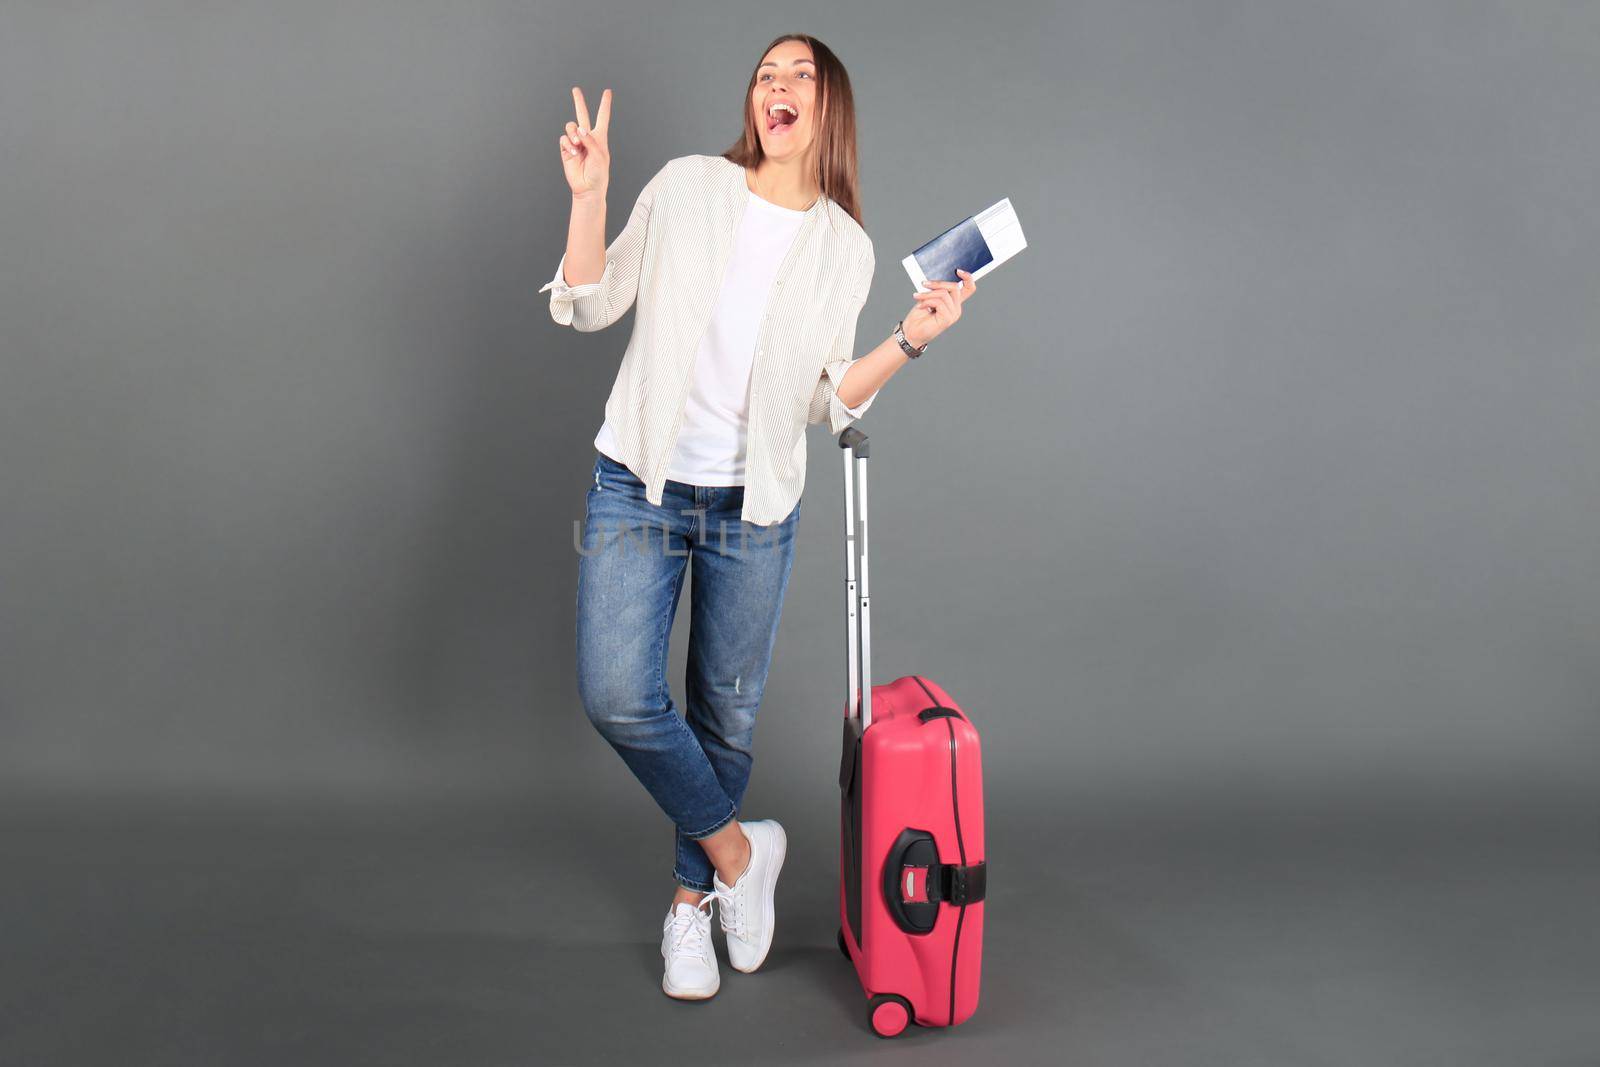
left=867, top=993, right=913, bottom=1038
left=836, top=927, right=850, bottom=960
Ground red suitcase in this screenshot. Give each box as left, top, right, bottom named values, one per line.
left=833, top=427, right=987, bottom=1038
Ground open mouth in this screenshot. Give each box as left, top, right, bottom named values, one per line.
left=766, top=101, right=800, bottom=134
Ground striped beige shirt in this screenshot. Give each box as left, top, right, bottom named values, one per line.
left=539, top=153, right=878, bottom=526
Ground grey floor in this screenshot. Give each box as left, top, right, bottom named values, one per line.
left=3, top=789, right=1597, bottom=1067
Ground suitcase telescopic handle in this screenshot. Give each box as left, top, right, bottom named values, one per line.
left=839, top=428, right=872, bottom=728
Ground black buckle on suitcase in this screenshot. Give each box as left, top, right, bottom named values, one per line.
left=887, top=829, right=990, bottom=934
left=935, top=861, right=987, bottom=906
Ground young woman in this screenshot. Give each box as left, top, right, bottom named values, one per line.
left=541, top=34, right=976, bottom=1001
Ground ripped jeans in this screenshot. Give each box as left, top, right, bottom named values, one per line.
left=575, top=450, right=800, bottom=893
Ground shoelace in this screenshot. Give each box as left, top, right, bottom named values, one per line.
left=666, top=896, right=716, bottom=960
left=711, top=880, right=746, bottom=941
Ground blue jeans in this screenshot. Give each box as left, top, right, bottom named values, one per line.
left=575, top=451, right=800, bottom=893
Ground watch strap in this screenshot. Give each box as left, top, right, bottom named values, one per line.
left=894, top=320, right=927, bottom=359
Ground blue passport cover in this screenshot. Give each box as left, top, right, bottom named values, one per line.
left=912, top=216, right=994, bottom=283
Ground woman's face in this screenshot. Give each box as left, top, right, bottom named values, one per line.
left=751, top=40, right=820, bottom=164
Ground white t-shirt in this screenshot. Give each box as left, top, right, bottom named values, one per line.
left=596, top=190, right=807, bottom=486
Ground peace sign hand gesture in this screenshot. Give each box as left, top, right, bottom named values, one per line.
left=559, top=86, right=612, bottom=201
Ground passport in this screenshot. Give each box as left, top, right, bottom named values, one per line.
left=902, top=197, right=1026, bottom=293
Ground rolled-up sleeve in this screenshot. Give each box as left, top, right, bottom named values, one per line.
left=807, top=244, right=879, bottom=435
left=537, top=163, right=667, bottom=332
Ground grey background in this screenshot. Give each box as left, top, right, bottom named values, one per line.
left=3, top=2, right=1598, bottom=1064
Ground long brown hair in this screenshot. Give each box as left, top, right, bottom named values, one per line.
left=721, top=34, right=863, bottom=229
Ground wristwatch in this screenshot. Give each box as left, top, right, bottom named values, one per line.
left=893, top=319, right=928, bottom=359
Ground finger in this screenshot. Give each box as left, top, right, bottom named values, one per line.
left=572, top=86, right=592, bottom=133
left=956, top=269, right=977, bottom=296
left=595, top=88, right=612, bottom=133
left=562, top=133, right=581, bottom=155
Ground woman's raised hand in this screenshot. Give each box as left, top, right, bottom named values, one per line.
left=560, top=86, right=612, bottom=200
left=901, top=269, right=977, bottom=350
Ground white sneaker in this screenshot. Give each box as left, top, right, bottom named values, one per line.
left=711, top=819, right=787, bottom=973
left=660, top=897, right=719, bottom=1000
